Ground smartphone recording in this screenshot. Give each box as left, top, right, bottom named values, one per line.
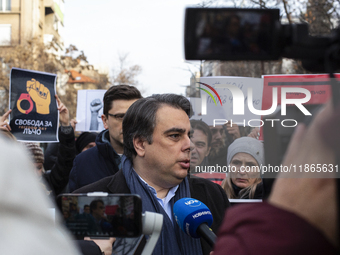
left=57, top=193, right=142, bottom=238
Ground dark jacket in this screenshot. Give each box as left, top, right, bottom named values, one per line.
left=74, top=170, right=230, bottom=255
left=43, top=142, right=59, bottom=170
left=43, top=125, right=75, bottom=197
left=69, top=130, right=121, bottom=192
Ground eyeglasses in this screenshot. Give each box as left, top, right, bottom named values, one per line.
left=108, top=113, right=125, bottom=121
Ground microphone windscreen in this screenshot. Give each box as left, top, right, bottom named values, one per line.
left=173, top=198, right=213, bottom=238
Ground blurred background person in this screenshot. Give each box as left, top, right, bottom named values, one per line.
left=190, top=119, right=225, bottom=184
left=24, top=142, right=46, bottom=177
left=189, top=119, right=211, bottom=172
left=0, top=109, right=11, bottom=132
left=75, top=132, right=97, bottom=154
left=208, top=124, right=229, bottom=166
left=83, top=205, right=90, bottom=214
left=0, top=135, right=81, bottom=255
left=0, top=109, right=16, bottom=141
left=23, top=95, right=76, bottom=197
left=44, top=118, right=77, bottom=170
left=222, top=137, right=263, bottom=199
left=0, top=128, right=16, bottom=141
left=208, top=122, right=251, bottom=166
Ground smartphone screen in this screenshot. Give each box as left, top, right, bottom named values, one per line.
left=57, top=193, right=142, bottom=238
left=185, top=8, right=280, bottom=61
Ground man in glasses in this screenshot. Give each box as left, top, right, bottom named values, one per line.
left=69, top=85, right=142, bottom=192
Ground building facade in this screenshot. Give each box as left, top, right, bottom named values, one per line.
left=0, top=0, right=65, bottom=58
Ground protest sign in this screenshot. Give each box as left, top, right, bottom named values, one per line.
left=76, top=89, right=106, bottom=132
left=9, top=68, right=58, bottom=142
left=259, top=74, right=337, bottom=140
left=262, top=74, right=333, bottom=110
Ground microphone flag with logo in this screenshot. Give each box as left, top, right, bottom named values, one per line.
left=173, top=198, right=213, bottom=238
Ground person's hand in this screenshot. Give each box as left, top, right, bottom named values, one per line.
left=248, top=127, right=260, bottom=139
left=225, top=122, right=240, bottom=140
left=0, top=109, right=11, bottom=131
left=26, top=79, right=51, bottom=114
left=269, top=101, right=338, bottom=248
left=70, top=118, right=77, bottom=130
left=90, top=99, right=102, bottom=113
left=84, top=237, right=115, bottom=255
left=55, top=95, right=70, bottom=126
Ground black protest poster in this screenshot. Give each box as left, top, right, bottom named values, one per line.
left=9, top=68, right=59, bottom=142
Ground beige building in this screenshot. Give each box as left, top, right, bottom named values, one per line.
left=0, top=0, right=65, bottom=57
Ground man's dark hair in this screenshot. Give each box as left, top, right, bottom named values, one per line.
left=84, top=205, right=90, bottom=209
left=123, top=94, right=192, bottom=162
left=89, top=199, right=104, bottom=214
left=190, top=119, right=212, bottom=147
left=103, top=85, right=142, bottom=116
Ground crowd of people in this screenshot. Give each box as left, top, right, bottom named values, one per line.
left=0, top=84, right=339, bottom=255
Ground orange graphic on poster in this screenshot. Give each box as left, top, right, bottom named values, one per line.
left=17, top=93, right=34, bottom=114
left=26, top=78, right=51, bottom=114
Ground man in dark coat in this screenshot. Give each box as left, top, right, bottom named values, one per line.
left=74, top=94, right=230, bottom=255
left=69, top=85, right=142, bottom=192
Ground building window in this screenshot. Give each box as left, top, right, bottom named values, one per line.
left=0, top=0, right=11, bottom=11
left=0, top=24, right=11, bottom=46
left=53, top=15, right=59, bottom=32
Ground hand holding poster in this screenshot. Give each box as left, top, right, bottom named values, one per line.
left=9, top=68, right=58, bottom=142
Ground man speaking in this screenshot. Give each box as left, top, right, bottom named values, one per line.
left=74, top=94, right=229, bottom=255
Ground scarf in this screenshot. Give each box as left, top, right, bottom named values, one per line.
left=232, top=182, right=243, bottom=197
left=122, top=156, right=203, bottom=255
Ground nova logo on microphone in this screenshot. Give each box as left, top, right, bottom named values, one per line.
left=184, top=199, right=201, bottom=207
left=174, top=198, right=217, bottom=247
left=173, top=198, right=213, bottom=238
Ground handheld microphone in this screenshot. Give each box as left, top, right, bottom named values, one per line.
left=173, top=198, right=216, bottom=247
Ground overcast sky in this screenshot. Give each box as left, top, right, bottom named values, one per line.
left=63, top=0, right=202, bottom=97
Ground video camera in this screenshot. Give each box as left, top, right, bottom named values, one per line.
left=184, top=7, right=340, bottom=72
left=184, top=7, right=340, bottom=197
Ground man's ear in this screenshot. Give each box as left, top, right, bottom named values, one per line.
left=101, top=114, right=109, bottom=130
left=133, top=136, right=146, bottom=157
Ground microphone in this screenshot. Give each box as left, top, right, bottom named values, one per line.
left=173, top=198, right=216, bottom=247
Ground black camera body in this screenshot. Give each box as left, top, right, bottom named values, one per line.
left=184, top=7, right=340, bottom=72
left=185, top=8, right=281, bottom=61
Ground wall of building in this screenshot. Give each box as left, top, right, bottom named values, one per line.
left=0, top=0, right=64, bottom=47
